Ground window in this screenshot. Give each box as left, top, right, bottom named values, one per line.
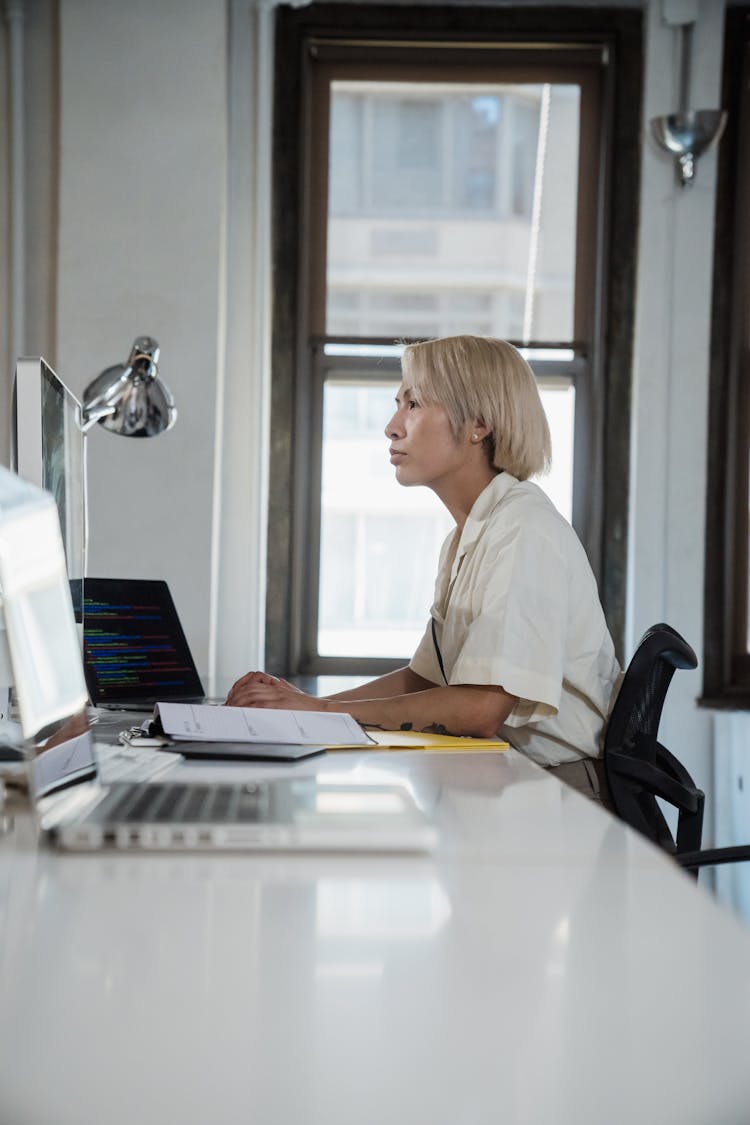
left=703, top=9, right=750, bottom=705
left=268, top=6, right=642, bottom=677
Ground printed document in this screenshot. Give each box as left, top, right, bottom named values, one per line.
left=155, top=703, right=372, bottom=746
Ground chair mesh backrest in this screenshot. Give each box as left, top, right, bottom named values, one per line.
left=605, top=624, right=697, bottom=761
left=620, top=655, right=675, bottom=753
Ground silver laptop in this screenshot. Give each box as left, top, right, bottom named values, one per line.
left=0, top=466, right=436, bottom=855
left=33, top=735, right=437, bottom=853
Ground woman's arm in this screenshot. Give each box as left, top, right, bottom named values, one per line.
left=226, top=665, right=432, bottom=706
left=327, top=684, right=516, bottom=739
left=227, top=673, right=517, bottom=740
left=326, top=666, right=436, bottom=702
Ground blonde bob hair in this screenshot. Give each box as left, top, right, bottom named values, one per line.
left=401, top=335, right=551, bottom=481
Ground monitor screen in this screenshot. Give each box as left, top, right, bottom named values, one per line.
left=11, top=358, right=88, bottom=611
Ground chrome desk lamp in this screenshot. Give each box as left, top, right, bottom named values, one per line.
left=80, top=336, right=176, bottom=437
left=650, top=20, right=727, bottom=187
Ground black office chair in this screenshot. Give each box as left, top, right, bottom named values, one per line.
left=604, top=623, right=750, bottom=877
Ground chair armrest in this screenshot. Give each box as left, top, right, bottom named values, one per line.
left=678, top=845, right=750, bottom=870
left=607, top=751, right=703, bottom=813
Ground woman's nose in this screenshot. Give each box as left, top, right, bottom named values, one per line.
left=384, top=409, right=402, bottom=439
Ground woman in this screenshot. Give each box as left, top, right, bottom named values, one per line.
left=227, top=335, right=621, bottom=809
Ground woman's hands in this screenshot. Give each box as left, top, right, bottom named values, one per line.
left=225, top=670, right=325, bottom=711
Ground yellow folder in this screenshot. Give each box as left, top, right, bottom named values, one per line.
left=327, top=729, right=509, bottom=752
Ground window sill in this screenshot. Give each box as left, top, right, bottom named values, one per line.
left=697, top=695, right=750, bottom=712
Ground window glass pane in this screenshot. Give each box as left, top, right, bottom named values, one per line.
left=318, top=376, right=575, bottom=659
left=319, top=513, right=356, bottom=627
left=454, top=95, right=501, bottom=209
left=327, top=81, right=580, bottom=342
left=371, top=98, right=443, bottom=209
left=330, top=95, right=363, bottom=213
left=534, top=381, right=575, bottom=523
left=363, top=514, right=439, bottom=622
left=318, top=381, right=452, bottom=658
left=511, top=98, right=540, bottom=217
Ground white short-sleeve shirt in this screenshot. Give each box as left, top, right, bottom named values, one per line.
left=409, top=473, right=622, bottom=767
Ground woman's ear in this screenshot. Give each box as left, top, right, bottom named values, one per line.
left=469, top=418, right=491, bottom=444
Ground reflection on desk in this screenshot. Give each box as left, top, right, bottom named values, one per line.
left=1, top=749, right=750, bottom=1124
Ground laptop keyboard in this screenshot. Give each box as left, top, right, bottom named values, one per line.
left=96, top=745, right=183, bottom=785
left=100, top=782, right=269, bottom=824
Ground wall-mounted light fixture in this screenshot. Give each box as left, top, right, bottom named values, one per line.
left=650, top=18, right=727, bottom=187
left=81, top=336, right=176, bottom=437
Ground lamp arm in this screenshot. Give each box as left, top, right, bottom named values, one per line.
left=79, top=401, right=118, bottom=433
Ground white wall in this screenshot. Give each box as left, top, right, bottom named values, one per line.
left=1, top=0, right=272, bottom=697
left=627, top=0, right=725, bottom=838
left=52, top=0, right=228, bottom=687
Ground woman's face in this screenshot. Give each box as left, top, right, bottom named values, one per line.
left=385, top=384, right=472, bottom=488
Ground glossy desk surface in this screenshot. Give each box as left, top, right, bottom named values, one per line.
left=1, top=747, right=750, bottom=1125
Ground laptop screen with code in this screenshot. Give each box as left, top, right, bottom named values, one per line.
left=81, top=578, right=205, bottom=706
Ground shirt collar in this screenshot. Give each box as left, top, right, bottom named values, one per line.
left=450, top=472, right=518, bottom=581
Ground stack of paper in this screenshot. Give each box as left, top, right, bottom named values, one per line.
left=154, top=703, right=509, bottom=753
left=155, top=703, right=372, bottom=746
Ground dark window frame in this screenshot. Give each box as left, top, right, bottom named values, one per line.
left=702, top=8, right=750, bottom=707
left=267, top=3, right=642, bottom=677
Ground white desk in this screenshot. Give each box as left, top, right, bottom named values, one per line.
left=1, top=748, right=750, bottom=1124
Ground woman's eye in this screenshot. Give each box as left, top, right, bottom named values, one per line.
left=408, top=399, right=419, bottom=410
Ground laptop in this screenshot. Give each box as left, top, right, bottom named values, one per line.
left=31, top=727, right=438, bottom=853
left=79, top=577, right=211, bottom=710
left=0, top=483, right=435, bottom=854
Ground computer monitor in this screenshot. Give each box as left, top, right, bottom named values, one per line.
left=11, top=357, right=88, bottom=603
left=0, top=466, right=88, bottom=742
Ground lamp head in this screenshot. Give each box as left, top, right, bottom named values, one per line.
left=81, top=336, right=177, bottom=436
left=650, top=109, right=728, bottom=186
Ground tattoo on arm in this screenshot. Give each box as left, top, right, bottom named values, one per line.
left=421, top=722, right=451, bottom=736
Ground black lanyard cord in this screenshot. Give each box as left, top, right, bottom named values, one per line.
left=431, top=617, right=448, bottom=685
